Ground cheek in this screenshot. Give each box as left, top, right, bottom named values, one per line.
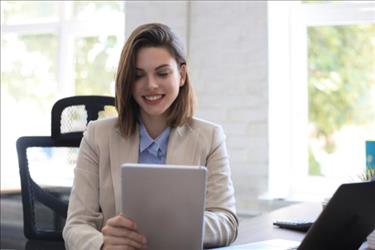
left=131, top=82, right=141, bottom=96
left=169, top=74, right=182, bottom=90
left=165, top=80, right=180, bottom=96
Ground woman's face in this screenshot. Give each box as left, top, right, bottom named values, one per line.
left=132, top=47, right=186, bottom=122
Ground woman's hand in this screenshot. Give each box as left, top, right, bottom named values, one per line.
left=101, top=213, right=148, bottom=250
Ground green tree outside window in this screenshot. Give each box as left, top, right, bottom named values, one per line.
left=308, top=24, right=375, bottom=175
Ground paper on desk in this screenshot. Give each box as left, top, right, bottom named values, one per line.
left=209, top=239, right=300, bottom=250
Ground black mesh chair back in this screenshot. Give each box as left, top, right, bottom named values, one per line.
left=16, top=95, right=116, bottom=241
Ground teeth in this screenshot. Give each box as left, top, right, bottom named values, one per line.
left=144, top=95, right=162, bottom=101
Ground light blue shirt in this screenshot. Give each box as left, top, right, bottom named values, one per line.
left=138, top=122, right=170, bottom=164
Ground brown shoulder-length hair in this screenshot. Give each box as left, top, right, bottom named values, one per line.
left=115, top=23, right=195, bottom=138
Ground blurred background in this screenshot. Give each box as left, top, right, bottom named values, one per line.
left=1, top=1, right=374, bottom=220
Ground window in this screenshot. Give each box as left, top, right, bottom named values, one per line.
left=1, top=1, right=124, bottom=191
left=268, top=1, right=374, bottom=201
left=307, top=24, right=375, bottom=178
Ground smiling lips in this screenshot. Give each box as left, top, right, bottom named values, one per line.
left=143, top=94, right=164, bottom=104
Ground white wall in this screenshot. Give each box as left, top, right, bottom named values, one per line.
left=124, top=1, right=189, bottom=48
left=124, top=1, right=269, bottom=213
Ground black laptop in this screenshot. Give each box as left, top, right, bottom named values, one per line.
left=298, top=181, right=375, bottom=250
left=212, top=181, right=375, bottom=250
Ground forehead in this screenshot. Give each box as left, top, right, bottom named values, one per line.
left=135, top=47, right=177, bottom=69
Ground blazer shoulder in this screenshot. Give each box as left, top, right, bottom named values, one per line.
left=189, top=117, right=223, bottom=133
left=87, top=117, right=118, bottom=130
left=84, top=117, right=119, bottom=143
left=187, top=117, right=225, bottom=144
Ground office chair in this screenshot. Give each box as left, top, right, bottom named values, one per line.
left=16, top=95, right=116, bottom=241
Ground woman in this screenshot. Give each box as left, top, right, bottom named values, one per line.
left=63, top=23, right=238, bottom=250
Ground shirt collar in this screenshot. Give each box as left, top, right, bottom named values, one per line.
left=139, top=121, right=170, bottom=155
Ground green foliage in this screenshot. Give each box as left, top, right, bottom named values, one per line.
left=1, top=33, right=58, bottom=112
left=73, top=1, right=122, bottom=17
left=308, top=25, right=375, bottom=138
left=308, top=24, right=375, bottom=175
left=358, top=168, right=375, bottom=182
left=308, top=146, right=323, bottom=176
left=1, top=1, right=58, bottom=24
left=308, top=24, right=375, bottom=174
left=74, top=36, right=117, bottom=95
left=2, top=1, right=122, bottom=102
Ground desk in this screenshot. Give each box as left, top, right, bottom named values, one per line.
left=235, top=201, right=321, bottom=244
left=233, top=202, right=372, bottom=250
left=1, top=201, right=371, bottom=250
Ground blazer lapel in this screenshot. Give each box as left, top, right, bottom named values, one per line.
left=109, top=127, right=139, bottom=213
left=166, top=124, right=200, bottom=165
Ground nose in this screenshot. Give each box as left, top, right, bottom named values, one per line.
left=145, top=75, right=158, bottom=90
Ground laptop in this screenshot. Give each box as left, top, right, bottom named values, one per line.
left=121, top=163, right=207, bottom=250
left=212, top=181, right=375, bottom=250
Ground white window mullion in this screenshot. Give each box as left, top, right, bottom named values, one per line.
left=302, top=2, right=375, bottom=26
left=289, top=2, right=309, bottom=197
left=1, top=23, right=57, bottom=34
left=56, top=1, right=75, bottom=98
left=267, top=1, right=295, bottom=199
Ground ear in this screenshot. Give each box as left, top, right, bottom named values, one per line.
left=179, top=64, right=187, bottom=87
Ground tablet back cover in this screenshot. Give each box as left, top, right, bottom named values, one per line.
left=121, top=163, right=207, bottom=250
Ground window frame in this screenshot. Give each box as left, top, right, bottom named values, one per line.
left=1, top=1, right=125, bottom=191
left=267, top=1, right=375, bottom=201
left=1, top=1, right=125, bottom=98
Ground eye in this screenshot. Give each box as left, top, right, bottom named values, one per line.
left=135, top=72, right=144, bottom=79
left=157, top=72, right=169, bottom=78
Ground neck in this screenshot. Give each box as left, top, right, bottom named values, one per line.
left=141, top=114, right=167, bottom=139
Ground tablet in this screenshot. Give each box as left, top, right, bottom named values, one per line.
left=121, top=163, right=207, bottom=250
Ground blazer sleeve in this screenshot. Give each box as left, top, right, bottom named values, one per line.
left=63, top=122, right=104, bottom=250
left=203, top=125, right=239, bottom=248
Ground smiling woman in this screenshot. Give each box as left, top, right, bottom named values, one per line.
left=63, top=23, right=238, bottom=250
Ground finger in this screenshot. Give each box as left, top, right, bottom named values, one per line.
left=103, top=245, right=136, bottom=250
left=107, top=214, right=137, bottom=230
left=102, top=226, right=147, bottom=246
left=112, top=227, right=145, bottom=243
left=123, top=229, right=147, bottom=246
left=104, top=235, right=145, bottom=249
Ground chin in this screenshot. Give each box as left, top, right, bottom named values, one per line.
left=143, top=109, right=168, bottom=117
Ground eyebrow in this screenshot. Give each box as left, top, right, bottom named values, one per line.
left=135, top=64, right=171, bottom=71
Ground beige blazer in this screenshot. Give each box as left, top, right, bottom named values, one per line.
left=63, top=117, right=238, bottom=250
